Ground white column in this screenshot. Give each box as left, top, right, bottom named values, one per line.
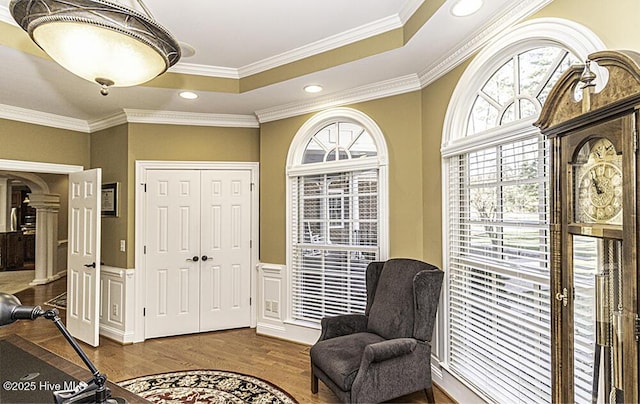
left=0, top=179, right=8, bottom=233
left=27, top=193, right=60, bottom=285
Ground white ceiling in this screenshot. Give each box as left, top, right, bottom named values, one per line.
left=0, top=0, right=549, bottom=129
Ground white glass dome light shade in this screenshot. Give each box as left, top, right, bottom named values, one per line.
left=33, top=22, right=167, bottom=87
left=9, top=0, right=181, bottom=92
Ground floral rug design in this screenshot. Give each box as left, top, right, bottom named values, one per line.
left=44, top=292, right=67, bottom=309
left=118, top=370, right=298, bottom=404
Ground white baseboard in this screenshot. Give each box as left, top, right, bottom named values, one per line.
left=256, top=322, right=287, bottom=337
left=99, top=324, right=135, bottom=344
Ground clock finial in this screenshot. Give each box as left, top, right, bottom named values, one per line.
left=580, top=59, right=597, bottom=113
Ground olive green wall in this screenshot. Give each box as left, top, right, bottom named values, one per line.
left=259, top=114, right=309, bottom=264
left=259, top=91, right=423, bottom=264
left=0, top=119, right=260, bottom=270
left=2, top=0, right=639, bottom=273
left=91, top=124, right=128, bottom=268
left=351, top=93, right=424, bottom=259
left=0, top=119, right=89, bottom=166
left=127, top=123, right=260, bottom=162
left=420, top=61, right=469, bottom=269
left=0, top=119, right=87, bottom=247
left=534, top=0, right=640, bottom=49
left=125, top=123, right=260, bottom=268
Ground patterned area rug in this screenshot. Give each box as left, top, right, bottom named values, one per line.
left=119, top=370, right=298, bottom=404
left=44, top=292, right=67, bottom=309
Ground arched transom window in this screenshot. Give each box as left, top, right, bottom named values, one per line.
left=467, top=47, right=579, bottom=135
left=287, top=108, right=388, bottom=325
left=302, top=122, right=377, bottom=164
left=441, top=18, right=604, bottom=404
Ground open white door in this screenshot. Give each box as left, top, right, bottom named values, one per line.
left=67, top=168, right=101, bottom=347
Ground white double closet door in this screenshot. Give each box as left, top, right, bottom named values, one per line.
left=145, top=169, right=252, bottom=339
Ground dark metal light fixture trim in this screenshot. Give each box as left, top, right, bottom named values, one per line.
left=10, top=0, right=181, bottom=94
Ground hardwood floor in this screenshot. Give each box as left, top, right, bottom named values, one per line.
left=0, top=278, right=455, bottom=403
left=0, top=269, right=35, bottom=294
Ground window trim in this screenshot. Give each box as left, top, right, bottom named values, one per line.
left=441, top=18, right=607, bottom=156
left=285, top=107, right=389, bottom=327
left=438, top=18, right=606, bottom=402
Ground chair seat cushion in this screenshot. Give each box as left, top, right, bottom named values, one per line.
left=310, top=332, right=385, bottom=391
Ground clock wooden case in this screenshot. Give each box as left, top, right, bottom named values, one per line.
left=535, top=50, right=640, bottom=404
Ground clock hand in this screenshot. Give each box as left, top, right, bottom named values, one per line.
left=590, top=171, right=604, bottom=194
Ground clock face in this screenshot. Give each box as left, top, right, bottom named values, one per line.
left=574, top=138, right=623, bottom=224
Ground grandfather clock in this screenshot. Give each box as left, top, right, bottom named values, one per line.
left=535, top=50, right=640, bottom=403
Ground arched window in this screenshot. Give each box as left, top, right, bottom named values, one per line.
left=441, top=19, right=605, bottom=403
left=287, top=108, right=388, bottom=325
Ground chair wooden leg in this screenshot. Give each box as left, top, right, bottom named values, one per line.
left=424, top=387, right=435, bottom=404
left=311, top=367, right=318, bottom=394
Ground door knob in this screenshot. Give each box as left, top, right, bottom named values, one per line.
left=186, top=256, right=199, bottom=262
left=201, top=255, right=209, bottom=261
left=84, top=262, right=96, bottom=268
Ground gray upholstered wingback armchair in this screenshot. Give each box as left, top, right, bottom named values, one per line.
left=310, top=258, right=444, bottom=403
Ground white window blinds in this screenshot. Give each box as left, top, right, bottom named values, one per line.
left=291, top=170, right=379, bottom=323
left=447, top=135, right=552, bottom=402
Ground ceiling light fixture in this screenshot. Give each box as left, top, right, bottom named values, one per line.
left=304, top=84, right=323, bottom=94
left=10, top=0, right=181, bottom=96
left=450, top=0, right=483, bottom=17
left=179, top=91, right=198, bottom=100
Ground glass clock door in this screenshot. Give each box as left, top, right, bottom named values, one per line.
left=572, top=235, right=623, bottom=403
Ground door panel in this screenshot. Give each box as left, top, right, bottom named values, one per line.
left=145, top=170, right=200, bottom=338
left=200, top=170, right=252, bottom=331
left=144, top=168, right=252, bottom=338
left=67, top=168, right=101, bottom=347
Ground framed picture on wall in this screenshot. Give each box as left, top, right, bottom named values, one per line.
left=101, top=182, right=119, bottom=217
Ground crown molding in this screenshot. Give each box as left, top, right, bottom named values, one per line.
left=239, top=14, right=403, bottom=77
left=0, top=0, right=552, bottom=131
left=0, top=159, right=83, bottom=174
left=2, top=3, right=415, bottom=81
left=418, top=0, right=552, bottom=87
left=255, top=0, right=551, bottom=123
left=0, top=105, right=258, bottom=133
left=123, top=109, right=259, bottom=128
left=89, top=111, right=128, bottom=132
left=0, top=104, right=90, bottom=132
left=255, top=74, right=421, bottom=123
left=169, top=62, right=240, bottom=79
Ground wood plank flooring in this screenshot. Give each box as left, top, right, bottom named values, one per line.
left=0, top=278, right=455, bottom=403
left=0, top=269, right=35, bottom=294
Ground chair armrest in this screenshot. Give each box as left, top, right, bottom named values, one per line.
left=318, top=314, right=368, bottom=341
left=362, top=338, right=417, bottom=364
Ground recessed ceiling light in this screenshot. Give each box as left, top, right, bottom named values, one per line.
left=304, top=84, right=323, bottom=93
left=451, top=0, right=483, bottom=17
left=179, top=91, right=198, bottom=100
left=179, top=41, right=196, bottom=58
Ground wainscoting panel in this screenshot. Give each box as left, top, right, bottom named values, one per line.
left=256, top=262, right=321, bottom=345
left=99, top=266, right=135, bottom=344
left=257, top=263, right=286, bottom=333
